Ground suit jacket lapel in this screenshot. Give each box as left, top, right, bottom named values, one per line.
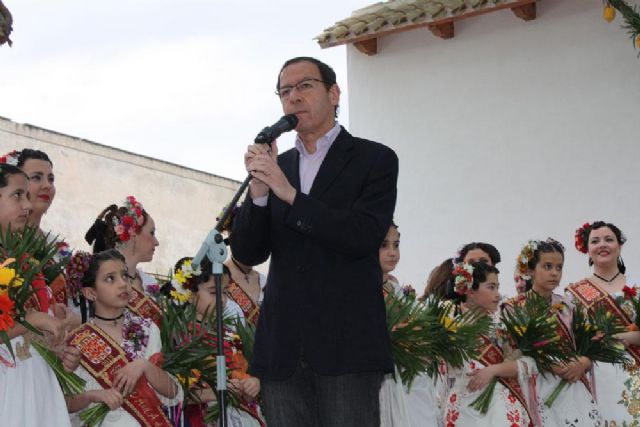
left=280, top=148, right=301, bottom=192
left=309, top=127, right=355, bottom=199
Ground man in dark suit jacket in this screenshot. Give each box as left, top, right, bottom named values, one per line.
left=231, top=57, right=398, bottom=427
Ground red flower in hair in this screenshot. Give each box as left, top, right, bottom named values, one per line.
left=120, top=230, right=131, bottom=242
left=123, top=216, right=135, bottom=227
left=622, top=286, right=637, bottom=300
left=574, top=222, right=591, bottom=254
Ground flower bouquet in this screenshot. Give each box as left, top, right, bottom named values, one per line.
left=386, top=291, right=492, bottom=388
left=544, top=303, right=629, bottom=407
left=0, top=226, right=85, bottom=394
left=470, top=293, right=572, bottom=414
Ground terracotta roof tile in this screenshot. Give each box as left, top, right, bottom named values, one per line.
left=316, top=0, right=535, bottom=50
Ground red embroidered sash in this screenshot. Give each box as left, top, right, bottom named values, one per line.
left=477, top=335, right=533, bottom=421
left=68, top=323, right=172, bottom=427
left=226, top=280, right=260, bottom=325
left=128, top=288, right=163, bottom=327
left=566, top=279, right=640, bottom=364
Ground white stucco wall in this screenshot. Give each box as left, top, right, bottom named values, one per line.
left=346, top=0, right=640, bottom=295
left=0, top=116, right=241, bottom=277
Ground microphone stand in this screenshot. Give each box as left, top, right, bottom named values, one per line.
left=191, top=175, right=252, bottom=427
left=191, top=114, right=296, bottom=426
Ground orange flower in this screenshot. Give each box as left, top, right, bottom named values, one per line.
left=0, top=294, right=15, bottom=332
left=628, top=324, right=639, bottom=332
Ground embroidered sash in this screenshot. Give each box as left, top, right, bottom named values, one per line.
left=567, top=279, right=640, bottom=364
left=226, top=280, right=260, bottom=325
left=128, top=288, right=163, bottom=327
left=68, top=323, right=172, bottom=427
left=477, top=335, right=533, bottom=421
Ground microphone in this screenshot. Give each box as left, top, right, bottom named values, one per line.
left=254, top=114, right=299, bottom=144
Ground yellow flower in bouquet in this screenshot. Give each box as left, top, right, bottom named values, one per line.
left=0, top=258, right=23, bottom=295
left=441, top=316, right=459, bottom=333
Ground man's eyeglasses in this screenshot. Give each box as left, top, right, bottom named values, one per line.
left=276, top=78, right=325, bottom=100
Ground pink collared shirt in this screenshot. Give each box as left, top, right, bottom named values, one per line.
left=253, top=122, right=341, bottom=206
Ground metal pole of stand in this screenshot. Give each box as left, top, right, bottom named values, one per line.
left=191, top=114, right=298, bottom=426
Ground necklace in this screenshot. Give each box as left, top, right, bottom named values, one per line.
left=94, top=312, right=124, bottom=327
left=594, top=271, right=621, bottom=283
left=231, top=258, right=253, bottom=282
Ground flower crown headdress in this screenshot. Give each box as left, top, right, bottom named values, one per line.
left=517, top=240, right=539, bottom=280
left=168, top=258, right=202, bottom=305
left=452, top=262, right=474, bottom=296
left=65, top=251, right=93, bottom=300
left=0, top=150, right=19, bottom=166
left=574, top=222, right=592, bottom=254
left=113, top=196, right=145, bottom=244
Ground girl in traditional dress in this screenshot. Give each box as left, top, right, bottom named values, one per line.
left=379, top=223, right=442, bottom=427
left=165, top=256, right=264, bottom=427
left=443, top=261, right=531, bottom=427
left=66, top=249, right=182, bottom=427
left=219, top=204, right=266, bottom=326
left=566, top=221, right=640, bottom=425
left=0, top=164, right=74, bottom=427
left=85, top=197, right=163, bottom=325
left=506, top=239, right=601, bottom=426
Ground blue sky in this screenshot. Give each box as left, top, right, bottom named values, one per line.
left=1, top=0, right=365, bottom=180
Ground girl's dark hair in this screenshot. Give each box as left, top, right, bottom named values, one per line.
left=80, top=249, right=126, bottom=322
left=456, top=242, right=501, bottom=265
left=16, top=149, right=53, bottom=168
left=445, top=261, right=500, bottom=304
left=0, top=164, right=28, bottom=187
left=81, top=249, right=127, bottom=288
left=586, top=221, right=627, bottom=273
left=527, top=239, right=565, bottom=271
left=85, top=204, right=149, bottom=253
left=422, top=258, right=453, bottom=300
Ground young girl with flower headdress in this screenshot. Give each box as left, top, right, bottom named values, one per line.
left=84, top=197, right=162, bottom=325
left=0, top=164, right=76, bottom=427
left=505, top=239, right=601, bottom=426
left=441, top=261, right=532, bottom=427
left=566, top=221, right=640, bottom=425
left=165, top=256, right=265, bottom=427
left=378, top=223, right=443, bottom=427
left=65, top=249, right=182, bottom=427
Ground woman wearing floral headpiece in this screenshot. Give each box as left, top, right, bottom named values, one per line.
left=84, top=197, right=162, bottom=325
left=218, top=204, right=267, bottom=326
left=505, top=239, right=600, bottom=426
left=566, top=221, right=640, bottom=425
left=0, top=149, right=74, bottom=315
